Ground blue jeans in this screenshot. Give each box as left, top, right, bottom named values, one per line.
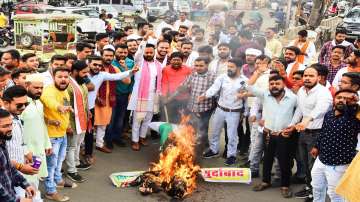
left=105, top=93, right=129, bottom=144
left=45, top=136, right=67, bottom=194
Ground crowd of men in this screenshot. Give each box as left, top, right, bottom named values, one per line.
left=0, top=10, right=360, bottom=202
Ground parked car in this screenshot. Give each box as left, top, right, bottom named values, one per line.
left=15, top=3, right=53, bottom=15
left=337, top=6, right=360, bottom=40
left=45, top=7, right=107, bottom=37
left=83, top=4, right=119, bottom=18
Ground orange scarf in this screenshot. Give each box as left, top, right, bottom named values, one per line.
left=294, top=39, right=309, bottom=64
left=70, top=78, right=87, bottom=134
left=347, top=66, right=360, bottom=73
left=288, top=62, right=300, bottom=85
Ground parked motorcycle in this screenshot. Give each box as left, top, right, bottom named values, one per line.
left=0, top=26, right=14, bottom=48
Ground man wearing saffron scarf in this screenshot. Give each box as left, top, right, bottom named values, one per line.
left=65, top=61, right=90, bottom=183
left=94, top=46, right=119, bottom=153
left=284, top=46, right=306, bottom=84
left=128, top=43, right=163, bottom=151
left=288, top=30, right=316, bottom=67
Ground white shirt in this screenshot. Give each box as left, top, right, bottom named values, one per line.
left=185, top=51, right=199, bottom=68
left=127, top=61, right=158, bottom=112
left=6, top=115, right=28, bottom=164
left=209, top=59, right=229, bottom=77
left=332, top=66, right=348, bottom=89
left=40, top=70, right=54, bottom=87
left=288, top=40, right=316, bottom=66
left=286, top=62, right=306, bottom=77
left=88, top=71, right=131, bottom=109
left=249, top=87, right=297, bottom=132
left=205, top=74, right=248, bottom=110
left=290, top=84, right=333, bottom=129
left=156, top=21, right=174, bottom=37
left=174, top=19, right=193, bottom=31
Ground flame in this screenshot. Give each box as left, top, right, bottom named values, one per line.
left=149, top=115, right=200, bottom=197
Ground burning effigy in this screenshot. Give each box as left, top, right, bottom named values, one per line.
left=130, top=116, right=201, bottom=199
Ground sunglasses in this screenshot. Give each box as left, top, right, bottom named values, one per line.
left=93, top=63, right=103, bottom=67
left=16, top=102, right=29, bottom=110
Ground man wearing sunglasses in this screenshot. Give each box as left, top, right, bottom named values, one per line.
left=83, top=55, right=138, bottom=160
left=2, top=85, right=39, bottom=199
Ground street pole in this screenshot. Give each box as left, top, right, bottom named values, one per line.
left=285, top=0, right=292, bottom=29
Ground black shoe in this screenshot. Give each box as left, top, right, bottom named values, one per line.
left=67, top=172, right=86, bottom=183
left=304, top=195, right=313, bottom=202
left=251, top=171, right=259, bottom=178
left=291, top=176, right=306, bottom=184
left=225, top=156, right=237, bottom=166
left=76, top=162, right=92, bottom=171
left=295, top=187, right=312, bottom=199
left=203, top=150, right=219, bottom=159
left=239, top=161, right=250, bottom=168
left=113, top=139, right=126, bottom=147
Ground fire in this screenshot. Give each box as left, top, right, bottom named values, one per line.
left=137, top=115, right=201, bottom=198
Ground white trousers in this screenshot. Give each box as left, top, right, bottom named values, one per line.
left=311, top=157, right=348, bottom=202
left=96, top=125, right=106, bottom=148
left=209, top=108, right=240, bottom=158
left=131, top=111, right=153, bottom=142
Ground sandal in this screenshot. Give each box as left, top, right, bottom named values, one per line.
left=253, top=183, right=271, bottom=192
left=281, top=187, right=293, bottom=198
left=57, top=180, right=78, bottom=189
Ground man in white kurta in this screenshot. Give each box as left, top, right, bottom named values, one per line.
left=22, top=74, right=51, bottom=202
left=128, top=42, right=162, bottom=151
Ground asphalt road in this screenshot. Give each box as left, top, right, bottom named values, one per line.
left=44, top=137, right=303, bottom=202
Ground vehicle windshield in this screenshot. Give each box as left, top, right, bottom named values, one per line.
left=102, top=5, right=117, bottom=12
left=86, top=9, right=99, bottom=17
left=345, top=10, right=360, bottom=19
left=149, top=2, right=158, bottom=7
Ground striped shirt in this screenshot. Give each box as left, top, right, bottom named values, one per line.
left=6, top=115, right=27, bottom=164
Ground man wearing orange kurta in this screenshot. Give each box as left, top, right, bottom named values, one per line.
left=95, top=46, right=120, bottom=153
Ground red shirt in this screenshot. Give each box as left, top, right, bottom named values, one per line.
left=161, top=65, right=191, bottom=100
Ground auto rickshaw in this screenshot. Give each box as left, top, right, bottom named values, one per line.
left=13, top=13, right=85, bottom=62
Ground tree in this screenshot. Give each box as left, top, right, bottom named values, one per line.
left=308, top=0, right=325, bottom=28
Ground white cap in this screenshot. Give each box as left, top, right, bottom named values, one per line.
left=127, top=34, right=142, bottom=40
left=103, top=44, right=115, bottom=51
left=26, top=73, right=44, bottom=83
left=245, top=48, right=262, bottom=56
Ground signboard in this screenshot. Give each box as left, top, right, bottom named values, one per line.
left=109, top=168, right=251, bottom=188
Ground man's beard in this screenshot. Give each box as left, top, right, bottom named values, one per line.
left=182, top=52, right=190, bottom=57
left=0, top=131, right=12, bottom=140
left=143, top=55, right=154, bottom=61
left=285, top=57, right=295, bottom=64
left=55, top=82, right=69, bottom=91
left=227, top=70, right=237, bottom=78
left=335, top=39, right=344, bottom=44
left=335, top=103, right=347, bottom=113
left=270, top=88, right=284, bottom=97
left=90, top=69, right=99, bottom=75
left=27, top=92, right=41, bottom=100
left=103, top=60, right=112, bottom=65
left=76, top=76, right=87, bottom=85
left=219, top=53, right=230, bottom=59
left=303, top=81, right=317, bottom=89
left=115, top=55, right=126, bottom=61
